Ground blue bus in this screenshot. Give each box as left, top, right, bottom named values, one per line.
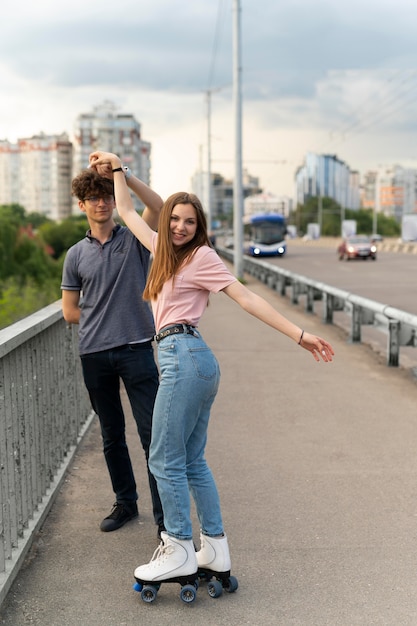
left=243, top=213, right=287, bottom=257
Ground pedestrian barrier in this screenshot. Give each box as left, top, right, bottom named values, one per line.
left=0, top=303, right=93, bottom=607
left=217, top=247, right=417, bottom=367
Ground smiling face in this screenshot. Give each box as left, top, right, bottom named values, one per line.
left=169, top=203, right=198, bottom=247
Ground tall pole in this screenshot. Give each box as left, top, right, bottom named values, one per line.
left=206, top=91, right=212, bottom=233
left=233, top=0, right=244, bottom=280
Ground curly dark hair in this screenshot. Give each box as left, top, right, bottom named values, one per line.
left=71, top=169, right=114, bottom=200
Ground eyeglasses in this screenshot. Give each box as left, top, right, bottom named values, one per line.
left=83, top=195, right=115, bottom=205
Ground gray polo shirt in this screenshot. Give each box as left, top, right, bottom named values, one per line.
left=61, top=225, right=155, bottom=355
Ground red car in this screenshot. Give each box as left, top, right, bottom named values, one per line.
left=338, top=235, right=377, bottom=261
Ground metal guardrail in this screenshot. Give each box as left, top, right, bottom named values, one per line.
left=217, top=247, right=417, bottom=367
left=0, top=302, right=93, bottom=607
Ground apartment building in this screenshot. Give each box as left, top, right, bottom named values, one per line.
left=244, top=191, right=293, bottom=218
left=295, top=152, right=360, bottom=210
left=0, top=134, right=72, bottom=220
left=73, top=101, right=151, bottom=212
left=362, top=165, right=417, bottom=220
left=0, top=102, right=152, bottom=219
left=191, top=169, right=262, bottom=221
left=0, top=140, right=20, bottom=206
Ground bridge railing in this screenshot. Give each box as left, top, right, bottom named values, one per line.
left=217, top=247, right=417, bottom=367
left=0, top=301, right=93, bottom=607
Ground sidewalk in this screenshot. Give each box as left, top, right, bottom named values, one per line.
left=1, top=272, right=417, bottom=625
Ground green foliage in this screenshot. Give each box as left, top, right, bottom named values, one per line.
left=39, top=216, right=89, bottom=259
left=0, top=219, right=18, bottom=280
left=289, top=196, right=343, bottom=236
left=0, top=204, right=89, bottom=329
left=13, top=233, right=61, bottom=285
left=289, top=198, right=401, bottom=237
left=0, top=278, right=61, bottom=330
left=0, top=203, right=26, bottom=228
left=25, top=212, right=53, bottom=229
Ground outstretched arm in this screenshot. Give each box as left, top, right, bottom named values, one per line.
left=89, top=151, right=155, bottom=251
left=223, top=281, right=334, bottom=363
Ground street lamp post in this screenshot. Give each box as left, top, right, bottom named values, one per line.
left=232, top=0, right=243, bottom=281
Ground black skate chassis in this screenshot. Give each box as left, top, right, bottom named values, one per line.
left=198, top=567, right=238, bottom=598
left=133, top=572, right=199, bottom=604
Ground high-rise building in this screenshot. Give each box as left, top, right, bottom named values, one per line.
left=362, top=165, right=417, bottom=221
left=73, top=101, right=151, bottom=212
left=0, top=140, right=20, bottom=206
left=295, top=152, right=360, bottom=210
left=244, top=192, right=293, bottom=218
left=0, top=133, right=72, bottom=220
left=191, top=169, right=262, bottom=221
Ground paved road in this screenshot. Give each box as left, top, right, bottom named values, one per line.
left=274, top=240, right=417, bottom=315
left=1, top=271, right=417, bottom=625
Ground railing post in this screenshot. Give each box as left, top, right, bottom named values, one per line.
left=306, top=286, right=314, bottom=313
left=277, top=275, right=286, bottom=297
left=323, top=293, right=333, bottom=324
left=291, top=282, right=299, bottom=305
left=351, top=304, right=362, bottom=343
left=387, top=320, right=400, bottom=367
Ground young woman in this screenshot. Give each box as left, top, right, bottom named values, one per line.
left=89, top=151, right=335, bottom=590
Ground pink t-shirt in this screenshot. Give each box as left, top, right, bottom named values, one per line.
left=150, top=232, right=237, bottom=332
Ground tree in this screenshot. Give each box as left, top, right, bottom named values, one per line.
left=39, top=216, right=89, bottom=259
left=289, top=199, right=401, bottom=238
left=0, top=203, right=26, bottom=227
left=0, top=218, right=18, bottom=280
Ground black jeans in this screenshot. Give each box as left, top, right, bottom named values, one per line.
left=81, top=343, right=163, bottom=526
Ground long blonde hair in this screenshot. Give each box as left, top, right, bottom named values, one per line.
left=143, top=192, right=212, bottom=301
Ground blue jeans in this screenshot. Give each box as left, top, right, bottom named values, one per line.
left=149, top=331, right=223, bottom=540
left=81, top=343, right=163, bottom=526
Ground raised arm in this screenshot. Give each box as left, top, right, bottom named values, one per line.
left=89, top=157, right=163, bottom=230
left=127, top=175, right=163, bottom=230
left=223, top=281, right=334, bottom=363
left=89, top=151, right=155, bottom=251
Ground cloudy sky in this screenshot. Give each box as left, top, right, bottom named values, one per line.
left=1, top=0, right=417, bottom=199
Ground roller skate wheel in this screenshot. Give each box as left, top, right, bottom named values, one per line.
left=224, top=575, right=238, bottom=593
left=207, top=579, right=223, bottom=598
left=133, top=582, right=142, bottom=592
left=141, top=585, right=158, bottom=603
left=180, top=584, right=197, bottom=603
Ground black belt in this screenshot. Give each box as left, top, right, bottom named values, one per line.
left=154, top=324, right=197, bottom=343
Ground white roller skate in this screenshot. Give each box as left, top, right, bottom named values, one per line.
left=133, top=532, right=198, bottom=604
left=196, top=533, right=238, bottom=598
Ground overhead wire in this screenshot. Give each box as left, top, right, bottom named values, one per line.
left=322, top=69, right=417, bottom=153
left=206, top=0, right=229, bottom=91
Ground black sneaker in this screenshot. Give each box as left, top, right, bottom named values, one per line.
left=100, top=502, right=138, bottom=532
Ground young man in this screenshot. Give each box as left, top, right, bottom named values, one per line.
left=61, top=166, right=164, bottom=536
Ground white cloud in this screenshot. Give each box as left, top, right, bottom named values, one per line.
left=1, top=0, right=417, bottom=199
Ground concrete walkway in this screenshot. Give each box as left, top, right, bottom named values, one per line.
left=1, top=272, right=417, bottom=626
